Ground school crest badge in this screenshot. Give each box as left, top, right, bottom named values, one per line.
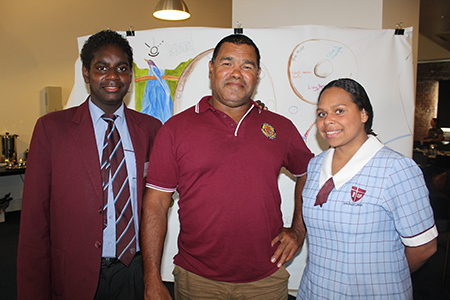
left=351, top=186, right=366, bottom=202
left=261, top=123, right=276, bottom=139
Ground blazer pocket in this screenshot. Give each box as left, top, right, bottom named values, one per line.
left=51, top=246, right=66, bottom=296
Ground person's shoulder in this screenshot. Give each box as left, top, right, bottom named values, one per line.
left=376, top=145, right=404, bottom=159
left=375, top=145, right=419, bottom=169
left=259, top=109, right=296, bottom=127
left=163, top=105, right=197, bottom=126
left=127, top=108, right=163, bottom=127
left=312, top=149, right=327, bottom=161
left=307, top=150, right=325, bottom=170
left=259, top=108, right=286, bottom=119
left=30, top=106, right=86, bottom=140
left=38, top=105, right=80, bottom=124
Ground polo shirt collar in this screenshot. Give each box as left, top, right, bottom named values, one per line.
left=195, top=96, right=261, bottom=114
left=320, top=135, right=384, bottom=189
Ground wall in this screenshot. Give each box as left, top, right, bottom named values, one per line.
left=415, top=80, right=439, bottom=139
left=416, top=32, right=450, bottom=137
left=233, top=0, right=382, bottom=28
left=416, top=12, right=450, bottom=140
left=418, top=33, right=450, bottom=61
left=232, top=0, right=420, bottom=56
left=382, top=0, right=420, bottom=82
left=233, top=0, right=383, bottom=28
left=415, top=61, right=450, bottom=140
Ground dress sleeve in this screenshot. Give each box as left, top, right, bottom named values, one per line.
left=384, top=156, right=437, bottom=246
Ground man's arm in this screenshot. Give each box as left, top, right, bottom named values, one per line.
left=270, top=174, right=307, bottom=267
left=405, top=238, right=437, bottom=273
left=141, top=187, right=173, bottom=300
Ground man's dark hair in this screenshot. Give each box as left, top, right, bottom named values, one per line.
left=80, top=30, right=133, bottom=70
left=318, top=78, right=374, bottom=135
left=211, top=34, right=261, bottom=68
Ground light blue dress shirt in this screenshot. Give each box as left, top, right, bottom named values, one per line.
left=89, top=99, right=140, bottom=258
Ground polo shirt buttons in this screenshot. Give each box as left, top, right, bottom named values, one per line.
left=219, top=112, right=236, bottom=128
left=98, top=208, right=103, bottom=214
left=95, top=241, right=102, bottom=248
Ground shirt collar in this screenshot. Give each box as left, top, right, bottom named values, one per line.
left=88, top=97, right=125, bottom=126
left=195, top=96, right=261, bottom=114
left=320, top=135, right=384, bottom=189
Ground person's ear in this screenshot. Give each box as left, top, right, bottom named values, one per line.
left=82, top=66, right=90, bottom=84
left=361, top=109, right=368, bottom=123
left=208, top=61, right=213, bottom=80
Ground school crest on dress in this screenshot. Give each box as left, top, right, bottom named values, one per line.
left=351, top=186, right=366, bottom=202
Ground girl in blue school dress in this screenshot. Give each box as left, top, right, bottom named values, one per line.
left=298, top=78, right=438, bottom=300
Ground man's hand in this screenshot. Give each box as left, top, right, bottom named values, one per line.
left=270, top=175, right=308, bottom=268
left=144, top=281, right=172, bottom=300
left=270, top=227, right=305, bottom=268
left=255, top=100, right=268, bottom=110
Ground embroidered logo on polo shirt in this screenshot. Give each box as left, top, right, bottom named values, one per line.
left=351, top=186, right=366, bottom=202
left=261, top=123, right=276, bottom=139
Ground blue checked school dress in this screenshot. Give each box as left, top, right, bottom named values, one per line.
left=298, top=135, right=437, bottom=300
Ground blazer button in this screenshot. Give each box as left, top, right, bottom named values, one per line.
left=95, top=241, right=102, bottom=248
left=98, top=208, right=103, bottom=214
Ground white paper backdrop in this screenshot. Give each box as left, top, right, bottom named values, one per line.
left=67, top=25, right=414, bottom=291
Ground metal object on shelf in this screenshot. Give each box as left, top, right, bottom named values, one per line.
left=1, top=133, right=18, bottom=163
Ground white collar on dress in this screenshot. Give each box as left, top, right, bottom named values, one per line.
left=319, top=135, right=384, bottom=189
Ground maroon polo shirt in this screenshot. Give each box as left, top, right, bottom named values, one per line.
left=146, top=96, right=313, bottom=283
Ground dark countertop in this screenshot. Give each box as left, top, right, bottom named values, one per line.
left=0, top=167, right=25, bottom=177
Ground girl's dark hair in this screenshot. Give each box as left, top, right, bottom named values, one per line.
left=318, top=78, right=374, bottom=135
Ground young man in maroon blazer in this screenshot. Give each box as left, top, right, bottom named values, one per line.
left=17, top=30, right=162, bottom=300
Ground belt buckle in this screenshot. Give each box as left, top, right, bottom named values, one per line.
left=102, top=257, right=119, bottom=268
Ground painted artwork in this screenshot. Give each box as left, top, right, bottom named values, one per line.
left=134, top=59, right=191, bottom=123
left=288, top=39, right=358, bottom=105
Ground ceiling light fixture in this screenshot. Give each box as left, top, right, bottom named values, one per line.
left=153, top=0, right=191, bottom=21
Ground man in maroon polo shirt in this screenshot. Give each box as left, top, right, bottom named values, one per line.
left=140, top=34, right=313, bottom=300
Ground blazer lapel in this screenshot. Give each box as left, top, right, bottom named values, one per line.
left=70, top=100, right=103, bottom=202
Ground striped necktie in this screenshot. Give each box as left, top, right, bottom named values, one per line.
left=101, top=114, right=136, bottom=266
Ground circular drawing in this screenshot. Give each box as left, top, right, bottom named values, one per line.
left=288, top=39, right=358, bottom=105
